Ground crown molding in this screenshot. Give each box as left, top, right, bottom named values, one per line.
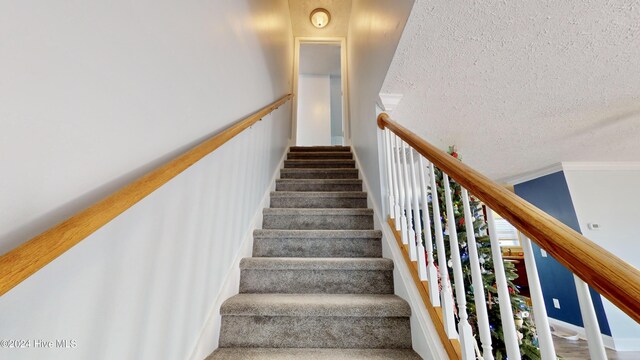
left=561, top=162, right=640, bottom=171
left=498, top=163, right=563, bottom=185
left=499, top=161, right=640, bottom=185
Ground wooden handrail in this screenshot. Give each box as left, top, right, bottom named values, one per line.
left=0, top=94, right=293, bottom=296
left=378, top=112, right=640, bottom=324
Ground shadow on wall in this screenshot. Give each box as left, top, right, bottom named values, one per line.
left=561, top=102, right=640, bottom=139
left=247, top=0, right=293, bottom=96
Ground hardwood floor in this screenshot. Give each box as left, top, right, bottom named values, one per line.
left=553, top=335, right=640, bottom=359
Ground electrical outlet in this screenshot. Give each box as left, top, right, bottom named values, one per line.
left=553, top=298, right=561, bottom=309
left=540, top=249, right=548, bottom=257
left=587, top=223, right=601, bottom=230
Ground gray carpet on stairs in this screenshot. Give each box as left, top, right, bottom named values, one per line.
left=253, top=230, right=382, bottom=258
left=269, top=191, right=368, bottom=208
left=208, top=146, right=422, bottom=359
left=279, top=168, right=359, bottom=179
left=275, top=179, right=363, bottom=192
left=207, top=348, right=422, bottom=359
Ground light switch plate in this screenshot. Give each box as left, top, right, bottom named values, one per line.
left=553, top=298, right=561, bottom=309
left=541, top=249, right=548, bottom=257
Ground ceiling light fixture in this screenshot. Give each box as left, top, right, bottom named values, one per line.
left=310, top=8, right=331, bottom=29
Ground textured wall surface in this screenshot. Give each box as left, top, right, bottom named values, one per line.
left=382, top=0, right=640, bottom=180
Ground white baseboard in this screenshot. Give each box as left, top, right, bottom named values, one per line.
left=187, top=147, right=288, bottom=360
left=352, top=147, right=447, bottom=360
left=609, top=337, right=640, bottom=352
left=548, top=318, right=621, bottom=351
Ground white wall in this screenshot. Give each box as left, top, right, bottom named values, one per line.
left=296, top=74, right=331, bottom=146
left=346, top=0, right=415, bottom=212
left=330, top=75, right=343, bottom=144
left=564, top=164, right=640, bottom=351
left=0, top=1, right=293, bottom=359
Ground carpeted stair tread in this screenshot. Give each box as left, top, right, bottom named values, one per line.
left=275, top=179, right=362, bottom=191
left=290, top=146, right=351, bottom=152
left=262, top=208, right=374, bottom=230
left=270, top=192, right=367, bottom=208
left=220, top=294, right=410, bottom=317
left=280, top=168, right=359, bottom=179
left=240, top=257, right=393, bottom=271
left=207, top=348, right=421, bottom=359
left=284, top=159, right=356, bottom=168
left=252, top=230, right=382, bottom=258
left=253, top=229, right=382, bottom=239
left=239, top=258, right=393, bottom=294
left=264, top=208, right=373, bottom=216
left=270, top=191, right=367, bottom=198
left=287, top=151, right=353, bottom=159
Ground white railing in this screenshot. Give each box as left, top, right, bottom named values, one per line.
left=377, top=114, right=631, bottom=359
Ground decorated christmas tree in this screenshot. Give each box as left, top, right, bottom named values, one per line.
left=427, top=146, right=541, bottom=359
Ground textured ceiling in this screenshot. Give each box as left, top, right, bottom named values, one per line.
left=288, top=0, right=352, bottom=37
left=300, top=44, right=341, bottom=75
left=382, top=0, right=640, bottom=181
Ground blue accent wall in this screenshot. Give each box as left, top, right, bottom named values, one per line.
left=514, top=171, right=611, bottom=336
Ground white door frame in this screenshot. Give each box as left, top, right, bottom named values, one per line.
left=292, top=37, right=350, bottom=145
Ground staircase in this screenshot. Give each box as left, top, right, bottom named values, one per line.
left=208, top=146, right=421, bottom=359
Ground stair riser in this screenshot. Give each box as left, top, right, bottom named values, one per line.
left=209, top=348, right=422, bottom=359
left=280, top=170, right=358, bottom=179
left=284, top=160, right=356, bottom=169
left=270, top=197, right=367, bottom=208
left=263, top=214, right=373, bottom=230
left=240, top=269, right=393, bottom=294
left=253, top=238, right=382, bottom=258
left=219, top=316, right=411, bottom=348
left=275, top=182, right=362, bottom=192
left=287, top=153, right=353, bottom=159
left=290, top=146, right=350, bottom=152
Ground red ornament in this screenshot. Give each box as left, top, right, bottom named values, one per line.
left=451, top=152, right=459, bottom=158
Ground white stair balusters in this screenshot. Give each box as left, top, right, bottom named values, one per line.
left=390, top=131, right=401, bottom=228
left=461, top=188, right=494, bottom=360
left=390, top=134, right=401, bottom=230
left=393, top=135, right=407, bottom=237
left=390, top=134, right=403, bottom=231
left=442, top=174, right=475, bottom=359
left=400, top=140, right=418, bottom=261
left=429, top=163, right=457, bottom=338
left=521, top=235, right=556, bottom=360
left=486, top=209, right=522, bottom=360
left=417, top=156, right=436, bottom=292
left=408, top=148, right=426, bottom=274
left=383, top=129, right=396, bottom=220
left=574, top=276, right=607, bottom=360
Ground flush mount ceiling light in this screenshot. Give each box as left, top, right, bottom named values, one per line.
left=310, top=8, right=331, bottom=29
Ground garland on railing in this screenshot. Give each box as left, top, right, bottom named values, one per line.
left=428, top=146, right=541, bottom=359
